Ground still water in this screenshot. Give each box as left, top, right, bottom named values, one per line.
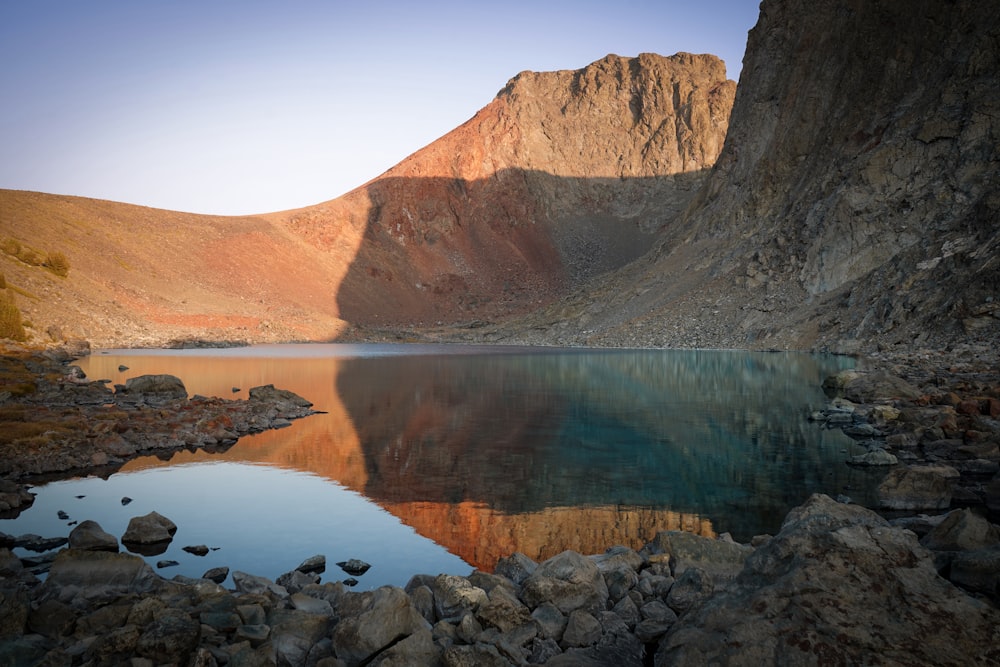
left=3, top=344, right=884, bottom=590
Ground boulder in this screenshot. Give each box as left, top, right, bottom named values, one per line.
left=520, top=550, right=609, bottom=615
left=135, top=612, right=201, bottom=665
left=39, top=549, right=161, bottom=605
left=920, top=509, right=1000, bottom=552
left=655, top=494, right=1000, bottom=666
left=494, top=551, right=537, bottom=585
left=644, top=530, right=753, bottom=582
left=296, top=554, right=326, bottom=574
left=331, top=586, right=431, bottom=665
left=121, top=511, right=177, bottom=545
left=268, top=608, right=333, bottom=667
left=476, top=584, right=532, bottom=633
left=248, top=384, right=313, bottom=408
left=232, top=571, right=289, bottom=599
left=878, top=464, right=958, bottom=510
left=68, top=520, right=119, bottom=552
left=849, top=447, right=898, bottom=466
left=118, top=374, right=187, bottom=403
left=0, top=481, right=34, bottom=516
left=950, top=546, right=1000, bottom=597
left=431, top=574, right=488, bottom=622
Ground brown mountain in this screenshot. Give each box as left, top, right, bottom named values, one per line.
left=0, top=52, right=734, bottom=347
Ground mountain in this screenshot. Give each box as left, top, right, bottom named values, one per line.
left=493, top=0, right=1000, bottom=354
left=0, top=53, right=734, bottom=347
left=3, top=0, right=997, bottom=355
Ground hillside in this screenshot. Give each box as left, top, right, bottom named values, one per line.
left=0, top=53, right=734, bottom=347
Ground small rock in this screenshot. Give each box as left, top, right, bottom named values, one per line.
left=156, top=560, right=179, bottom=569
left=202, top=566, right=229, bottom=584
left=121, top=497, right=133, bottom=506
left=182, top=545, right=209, bottom=557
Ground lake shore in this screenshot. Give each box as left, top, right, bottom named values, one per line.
left=1, top=339, right=998, bottom=665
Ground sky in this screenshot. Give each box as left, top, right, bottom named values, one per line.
left=0, top=1, right=760, bottom=216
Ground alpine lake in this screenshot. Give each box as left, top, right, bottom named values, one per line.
left=2, top=344, right=887, bottom=590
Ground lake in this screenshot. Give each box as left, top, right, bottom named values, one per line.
left=2, top=344, right=885, bottom=590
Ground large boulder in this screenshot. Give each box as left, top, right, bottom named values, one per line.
left=920, top=509, right=1000, bottom=552
left=331, top=586, right=431, bottom=665
left=68, top=520, right=119, bottom=552
left=656, top=494, right=1000, bottom=666
left=121, top=511, right=177, bottom=545
left=878, top=464, right=958, bottom=510
left=644, top=530, right=752, bottom=583
left=117, top=374, right=187, bottom=403
left=520, top=550, right=610, bottom=615
left=38, top=549, right=161, bottom=605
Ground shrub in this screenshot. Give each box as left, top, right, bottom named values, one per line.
left=0, top=292, right=27, bottom=341
left=44, top=251, right=70, bottom=277
left=0, top=238, right=20, bottom=257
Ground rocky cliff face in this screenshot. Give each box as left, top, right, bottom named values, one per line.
left=496, top=0, right=999, bottom=354
left=280, top=52, right=734, bottom=328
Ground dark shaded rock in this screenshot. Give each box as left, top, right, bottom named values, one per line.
left=664, top=567, right=714, bottom=615
left=156, top=559, right=179, bottom=569
left=68, top=520, right=118, bottom=552
left=561, top=609, right=601, bottom=648
left=442, top=642, right=511, bottom=667
left=39, top=549, right=161, bottom=605
left=202, top=566, right=229, bottom=584
left=13, top=533, right=68, bottom=553
left=331, top=586, right=431, bottom=665
left=656, top=494, right=1000, bottom=666
left=336, top=558, right=370, bottom=576
left=269, top=608, right=333, bottom=667
left=232, top=571, right=288, bottom=598
left=920, top=508, right=1000, bottom=552
left=276, top=568, right=320, bottom=593
left=477, top=584, right=532, bottom=633
left=372, top=627, right=441, bottom=666
left=0, top=585, right=30, bottom=639
left=494, top=551, right=537, bottom=585
left=136, top=612, right=201, bottom=665
left=950, top=545, right=1000, bottom=598
left=27, top=598, right=76, bottom=639
left=296, top=554, right=326, bottom=574
left=183, top=544, right=209, bottom=556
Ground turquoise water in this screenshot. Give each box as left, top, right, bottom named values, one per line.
left=3, top=345, right=883, bottom=589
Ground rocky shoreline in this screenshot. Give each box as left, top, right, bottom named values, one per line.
left=1, top=341, right=998, bottom=665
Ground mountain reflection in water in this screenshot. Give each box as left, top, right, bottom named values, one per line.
left=24, top=344, right=882, bottom=584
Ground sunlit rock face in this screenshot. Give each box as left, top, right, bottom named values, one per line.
left=282, top=53, right=735, bottom=327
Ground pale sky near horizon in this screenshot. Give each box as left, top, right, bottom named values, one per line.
left=1, top=1, right=760, bottom=216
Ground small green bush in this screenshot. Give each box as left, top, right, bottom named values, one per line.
left=0, top=292, right=27, bottom=341
left=44, top=251, right=70, bottom=277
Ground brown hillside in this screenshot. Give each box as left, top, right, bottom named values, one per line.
left=1, top=52, right=734, bottom=346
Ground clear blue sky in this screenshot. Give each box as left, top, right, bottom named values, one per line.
left=0, top=1, right=760, bottom=215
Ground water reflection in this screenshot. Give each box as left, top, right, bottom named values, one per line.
left=3, top=345, right=882, bottom=585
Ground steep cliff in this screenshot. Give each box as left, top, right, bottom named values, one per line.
left=499, top=0, right=999, bottom=354
left=280, top=52, right=734, bottom=328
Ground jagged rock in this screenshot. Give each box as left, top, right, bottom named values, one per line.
left=431, top=574, right=488, bottom=622
left=276, top=568, right=320, bottom=593
left=530, top=601, right=567, bottom=641
left=371, top=627, right=441, bottom=666
left=476, top=584, right=532, bottom=633
left=122, top=511, right=177, bottom=545
left=331, top=586, right=431, bottom=665
left=520, top=550, right=609, bottom=615
left=68, top=520, right=119, bottom=552
left=655, top=494, right=1000, bottom=666
left=878, top=464, right=959, bottom=510
left=494, top=551, right=537, bottom=585
left=664, top=567, right=714, bottom=615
